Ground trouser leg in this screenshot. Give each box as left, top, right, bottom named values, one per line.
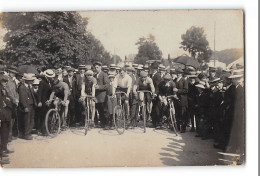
left=24, top=106, right=35, bottom=137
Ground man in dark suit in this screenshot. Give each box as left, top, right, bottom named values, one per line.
left=0, top=74, right=13, bottom=164
left=18, top=73, right=37, bottom=140
left=74, top=65, right=86, bottom=124
left=36, top=69, right=53, bottom=135
left=93, top=61, right=109, bottom=128
left=175, top=68, right=189, bottom=133
left=63, top=67, right=77, bottom=126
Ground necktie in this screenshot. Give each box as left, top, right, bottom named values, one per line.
left=29, top=85, right=37, bottom=106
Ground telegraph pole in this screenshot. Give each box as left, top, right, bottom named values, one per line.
left=214, top=21, right=216, bottom=67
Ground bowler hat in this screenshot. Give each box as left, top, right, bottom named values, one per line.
left=7, top=66, right=19, bottom=74
left=140, top=71, right=148, bottom=77
left=0, top=74, right=9, bottom=82
left=94, top=61, right=102, bottom=66
left=175, top=68, right=183, bottom=73
left=163, top=74, right=172, bottom=80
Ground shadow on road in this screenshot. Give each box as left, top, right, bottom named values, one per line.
left=98, top=129, right=119, bottom=136
left=153, top=128, right=178, bottom=137
left=159, top=129, right=222, bottom=166
left=69, top=127, right=86, bottom=136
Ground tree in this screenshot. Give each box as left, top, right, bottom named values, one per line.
left=134, top=34, right=162, bottom=64
left=180, top=26, right=212, bottom=63
left=0, top=12, right=113, bottom=69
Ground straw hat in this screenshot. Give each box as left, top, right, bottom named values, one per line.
left=85, top=70, right=94, bottom=76
left=43, top=69, right=55, bottom=78
left=33, top=79, right=40, bottom=85
left=195, top=81, right=206, bottom=89
left=228, top=69, right=244, bottom=79
left=22, top=73, right=35, bottom=81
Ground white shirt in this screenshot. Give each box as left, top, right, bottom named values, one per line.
left=113, top=73, right=132, bottom=89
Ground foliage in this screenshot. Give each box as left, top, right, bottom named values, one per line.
left=180, top=26, right=212, bottom=63
left=0, top=12, right=113, bottom=69
left=213, top=48, right=243, bottom=65
left=134, top=34, right=162, bottom=64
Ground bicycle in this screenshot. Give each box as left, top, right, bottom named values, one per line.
left=45, top=98, right=65, bottom=137
left=136, top=90, right=153, bottom=133
left=113, top=91, right=127, bottom=135
left=81, top=95, right=95, bottom=135
left=166, top=95, right=178, bottom=136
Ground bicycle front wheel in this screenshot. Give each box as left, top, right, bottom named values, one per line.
left=143, top=104, right=146, bottom=133
left=113, top=105, right=125, bottom=135
left=169, top=107, right=178, bottom=136
left=45, top=109, right=61, bottom=137
left=84, top=105, right=90, bottom=135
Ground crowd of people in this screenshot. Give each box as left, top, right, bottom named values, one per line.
left=0, top=59, right=245, bottom=165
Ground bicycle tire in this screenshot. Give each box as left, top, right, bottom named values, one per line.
left=143, top=104, right=146, bottom=133
left=45, top=109, right=61, bottom=137
left=169, top=106, right=178, bottom=136
left=84, top=105, right=90, bottom=135
left=113, top=105, right=125, bottom=135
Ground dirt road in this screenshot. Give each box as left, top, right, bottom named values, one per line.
left=4, top=126, right=223, bottom=168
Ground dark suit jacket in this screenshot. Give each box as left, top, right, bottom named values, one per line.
left=37, top=77, right=52, bottom=105
left=0, top=85, right=12, bottom=121
left=18, top=83, right=36, bottom=110
left=175, top=77, right=188, bottom=107
left=152, top=72, right=162, bottom=93
left=95, top=71, right=109, bottom=103
left=63, top=75, right=77, bottom=99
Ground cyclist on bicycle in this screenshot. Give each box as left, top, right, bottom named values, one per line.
left=113, top=68, right=132, bottom=119
left=46, top=72, right=70, bottom=127
left=134, top=71, right=155, bottom=121
left=156, top=73, right=178, bottom=128
left=80, top=70, right=96, bottom=126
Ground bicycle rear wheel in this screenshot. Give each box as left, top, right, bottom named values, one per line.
left=113, top=105, right=125, bottom=135
left=142, top=104, right=146, bottom=133
left=45, top=109, right=61, bottom=137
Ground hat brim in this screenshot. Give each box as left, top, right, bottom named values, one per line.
left=22, top=77, right=35, bottom=81
left=7, top=69, right=19, bottom=74
left=44, top=71, right=55, bottom=78
left=195, top=84, right=205, bottom=89
left=189, top=75, right=197, bottom=78
left=228, top=75, right=243, bottom=79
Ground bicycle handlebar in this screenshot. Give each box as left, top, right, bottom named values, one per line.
left=115, top=91, right=127, bottom=96
left=136, top=90, right=153, bottom=95
left=83, top=95, right=95, bottom=99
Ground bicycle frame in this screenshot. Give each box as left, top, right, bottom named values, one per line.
left=136, top=90, right=153, bottom=133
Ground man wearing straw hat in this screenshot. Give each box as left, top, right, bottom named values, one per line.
left=225, top=69, right=245, bottom=156
left=18, top=73, right=37, bottom=140
left=37, top=69, right=54, bottom=135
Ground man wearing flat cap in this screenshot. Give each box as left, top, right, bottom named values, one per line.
left=63, top=67, right=77, bottom=126
left=93, top=61, right=109, bottom=128
left=174, top=68, right=189, bottom=133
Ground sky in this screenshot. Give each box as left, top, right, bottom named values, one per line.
left=80, top=10, right=244, bottom=59
left=0, top=10, right=244, bottom=60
